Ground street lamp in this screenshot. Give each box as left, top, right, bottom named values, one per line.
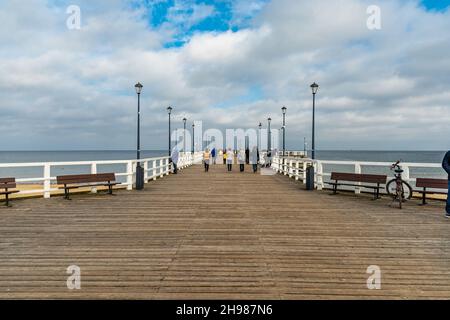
left=183, top=117, right=187, bottom=153
left=310, top=82, right=319, bottom=160
left=192, top=123, right=195, bottom=154
left=134, top=82, right=144, bottom=190
left=267, top=118, right=272, bottom=154
left=258, top=123, right=262, bottom=151
left=167, top=106, right=172, bottom=156
left=281, top=106, right=287, bottom=157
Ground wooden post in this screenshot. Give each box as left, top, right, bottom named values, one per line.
left=355, top=163, right=362, bottom=194
left=144, top=161, right=149, bottom=182
left=316, top=161, right=324, bottom=190
left=91, top=163, right=97, bottom=193
left=126, top=161, right=133, bottom=190
left=43, top=164, right=51, bottom=199
left=303, top=162, right=307, bottom=184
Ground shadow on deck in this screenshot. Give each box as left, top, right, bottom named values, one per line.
left=0, top=165, right=449, bottom=299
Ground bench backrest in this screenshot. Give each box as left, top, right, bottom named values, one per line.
left=416, top=178, right=448, bottom=190
left=57, top=173, right=116, bottom=185
left=0, top=178, right=16, bottom=190
left=330, top=172, right=387, bottom=184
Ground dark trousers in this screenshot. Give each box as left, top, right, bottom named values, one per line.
left=172, top=163, right=178, bottom=174
left=447, top=181, right=450, bottom=214
left=204, top=162, right=209, bottom=172
left=227, top=164, right=232, bottom=172
left=252, top=164, right=258, bottom=173
left=240, top=164, right=244, bottom=172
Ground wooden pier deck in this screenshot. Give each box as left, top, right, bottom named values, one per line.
left=0, top=164, right=449, bottom=300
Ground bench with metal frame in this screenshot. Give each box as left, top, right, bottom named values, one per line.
left=57, top=173, right=118, bottom=200
left=415, top=178, right=448, bottom=205
left=0, top=178, right=20, bottom=207
left=326, top=172, right=387, bottom=200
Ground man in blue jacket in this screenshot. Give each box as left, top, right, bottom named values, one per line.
left=443, top=151, right=450, bottom=218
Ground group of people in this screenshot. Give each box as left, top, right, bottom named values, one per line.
left=201, top=147, right=261, bottom=173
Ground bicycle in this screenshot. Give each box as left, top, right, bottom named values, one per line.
left=386, top=160, right=413, bottom=209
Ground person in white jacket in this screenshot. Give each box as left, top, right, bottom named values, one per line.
left=238, top=149, right=245, bottom=172
left=170, top=147, right=179, bottom=174
left=226, top=148, right=234, bottom=172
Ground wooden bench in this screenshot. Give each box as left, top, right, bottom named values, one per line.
left=326, top=172, right=387, bottom=200
left=415, top=178, right=448, bottom=205
left=0, top=178, right=20, bottom=207
left=57, top=173, right=118, bottom=200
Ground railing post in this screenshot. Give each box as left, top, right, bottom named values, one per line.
left=153, top=160, right=157, bottom=181
left=355, top=163, right=362, bottom=194
left=403, top=165, right=410, bottom=184
left=126, top=161, right=133, bottom=190
left=160, top=159, right=164, bottom=178
left=302, top=162, right=307, bottom=184
left=90, top=163, right=97, bottom=193
left=165, top=158, right=169, bottom=176
left=288, top=160, right=293, bottom=177
left=43, top=164, right=51, bottom=199
left=144, top=161, right=149, bottom=182
left=295, top=161, right=300, bottom=181
left=316, top=161, right=324, bottom=190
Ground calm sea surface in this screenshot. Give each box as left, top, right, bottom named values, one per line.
left=0, top=150, right=447, bottom=182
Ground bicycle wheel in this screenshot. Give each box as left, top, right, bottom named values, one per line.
left=386, top=179, right=413, bottom=200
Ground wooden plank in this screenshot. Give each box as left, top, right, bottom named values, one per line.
left=0, top=165, right=449, bottom=299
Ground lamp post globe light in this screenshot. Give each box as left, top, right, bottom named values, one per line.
left=167, top=106, right=172, bottom=156
left=134, top=82, right=144, bottom=190
left=281, top=106, right=287, bottom=157
left=310, top=82, right=319, bottom=160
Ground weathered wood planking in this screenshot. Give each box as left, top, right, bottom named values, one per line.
left=0, top=165, right=449, bottom=300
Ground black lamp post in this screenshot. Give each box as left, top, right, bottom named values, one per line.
left=134, top=82, right=144, bottom=190
left=281, top=106, right=287, bottom=157
left=310, top=82, right=319, bottom=160
left=192, top=123, right=195, bottom=154
left=258, top=123, right=262, bottom=151
left=167, top=106, right=172, bottom=156
left=267, top=118, right=272, bottom=154
left=183, top=118, right=187, bottom=153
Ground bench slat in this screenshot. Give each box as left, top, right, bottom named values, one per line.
left=330, top=172, right=387, bottom=184
left=0, top=178, right=17, bottom=190
left=416, top=178, right=447, bottom=190
left=57, top=173, right=116, bottom=185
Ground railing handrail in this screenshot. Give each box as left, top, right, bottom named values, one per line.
left=0, top=152, right=203, bottom=199
left=271, top=153, right=446, bottom=192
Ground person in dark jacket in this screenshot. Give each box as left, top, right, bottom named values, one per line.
left=442, top=151, right=450, bottom=217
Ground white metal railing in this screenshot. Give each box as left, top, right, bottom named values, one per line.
left=0, top=152, right=203, bottom=199
left=272, top=155, right=446, bottom=194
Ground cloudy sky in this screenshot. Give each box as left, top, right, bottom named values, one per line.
left=0, top=0, right=449, bottom=151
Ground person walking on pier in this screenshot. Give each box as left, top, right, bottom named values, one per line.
left=211, top=148, right=217, bottom=165
left=226, top=148, right=234, bottom=172
left=203, top=149, right=211, bottom=173
left=443, top=150, right=450, bottom=218
left=238, top=149, right=245, bottom=172
left=223, top=149, right=227, bottom=165
left=250, top=147, right=259, bottom=173
left=170, top=147, right=179, bottom=174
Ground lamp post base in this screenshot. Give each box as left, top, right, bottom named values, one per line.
left=136, top=165, right=145, bottom=190
left=306, top=165, right=315, bottom=191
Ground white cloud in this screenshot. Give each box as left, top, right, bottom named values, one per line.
left=0, top=0, right=449, bottom=151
